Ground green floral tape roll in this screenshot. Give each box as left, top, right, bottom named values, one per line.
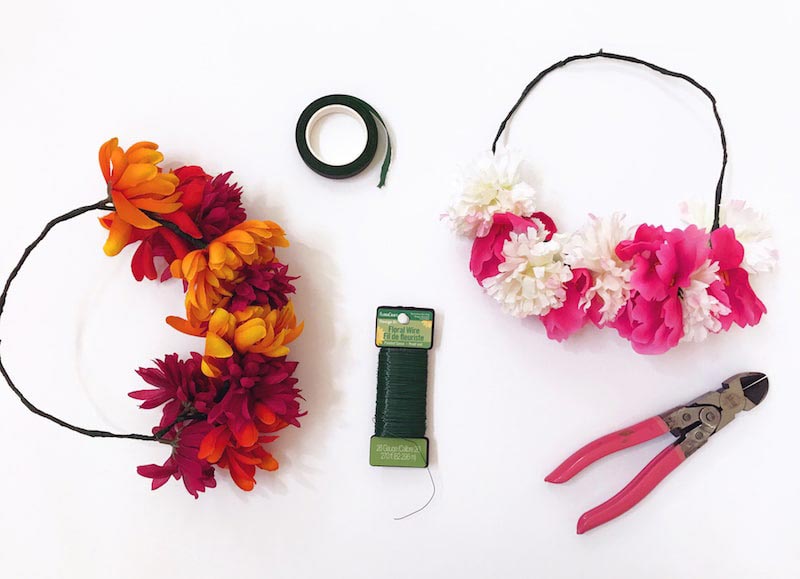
left=295, top=94, right=392, bottom=187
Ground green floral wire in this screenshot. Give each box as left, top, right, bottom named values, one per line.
left=375, top=348, right=428, bottom=438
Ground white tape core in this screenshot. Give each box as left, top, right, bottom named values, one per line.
left=304, top=104, right=369, bottom=166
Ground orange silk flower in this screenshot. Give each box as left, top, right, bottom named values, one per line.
left=198, top=427, right=279, bottom=491
left=168, top=303, right=303, bottom=377
left=169, top=220, right=290, bottom=327
left=98, top=138, right=181, bottom=256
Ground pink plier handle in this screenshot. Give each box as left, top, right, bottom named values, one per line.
left=545, top=416, right=670, bottom=483
left=576, top=445, right=685, bottom=534
left=545, top=415, right=686, bottom=534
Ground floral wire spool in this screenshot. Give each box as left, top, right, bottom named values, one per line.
left=445, top=51, right=778, bottom=355
left=0, top=138, right=304, bottom=497
left=375, top=348, right=428, bottom=439
left=370, top=307, right=435, bottom=468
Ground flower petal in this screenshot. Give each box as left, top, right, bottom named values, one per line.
left=165, top=316, right=205, bottom=336
left=132, top=197, right=183, bottom=214
left=234, top=319, right=267, bottom=351
left=160, top=209, right=202, bottom=238
left=126, top=147, right=163, bottom=165
left=115, top=163, right=158, bottom=190
left=205, top=333, right=233, bottom=358
left=109, top=147, right=128, bottom=185
left=260, top=454, right=279, bottom=471
left=125, top=175, right=178, bottom=199
left=98, top=138, right=118, bottom=183
left=103, top=214, right=132, bottom=256
left=111, top=190, right=161, bottom=229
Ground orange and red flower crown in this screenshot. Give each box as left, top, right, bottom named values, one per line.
left=0, top=138, right=305, bottom=497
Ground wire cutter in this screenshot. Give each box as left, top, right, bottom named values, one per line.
left=546, top=372, right=769, bottom=534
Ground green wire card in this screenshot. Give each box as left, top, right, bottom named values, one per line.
left=370, top=306, right=434, bottom=467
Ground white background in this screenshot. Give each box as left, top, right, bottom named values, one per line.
left=0, top=1, right=797, bottom=577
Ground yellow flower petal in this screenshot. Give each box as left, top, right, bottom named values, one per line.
left=208, top=308, right=233, bottom=336
left=229, top=241, right=257, bottom=256
left=162, top=172, right=179, bottom=186
left=201, top=358, right=221, bottom=378
left=208, top=242, right=227, bottom=268
left=204, top=270, right=220, bottom=289
left=234, top=319, right=267, bottom=351
left=263, top=345, right=290, bottom=358
left=115, top=163, right=158, bottom=190
left=126, top=147, right=163, bottom=165
left=170, top=258, right=184, bottom=280
left=180, top=251, right=205, bottom=280
left=126, top=141, right=159, bottom=153
left=102, top=214, right=131, bottom=256
left=205, top=333, right=234, bottom=358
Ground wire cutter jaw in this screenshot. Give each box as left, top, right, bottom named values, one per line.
left=660, top=372, right=768, bottom=457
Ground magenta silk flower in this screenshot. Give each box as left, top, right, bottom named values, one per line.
left=131, top=351, right=305, bottom=497
left=209, top=353, right=305, bottom=444
left=196, top=171, right=248, bottom=242
left=540, top=268, right=598, bottom=341
left=137, top=420, right=217, bottom=499
left=609, top=225, right=711, bottom=354
left=229, top=262, right=298, bottom=312
left=464, top=210, right=772, bottom=354
left=609, top=224, right=766, bottom=354
left=710, top=226, right=767, bottom=330
left=470, top=212, right=557, bottom=283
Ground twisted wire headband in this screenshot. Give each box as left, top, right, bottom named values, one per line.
left=0, top=200, right=179, bottom=442
left=491, top=50, right=728, bottom=230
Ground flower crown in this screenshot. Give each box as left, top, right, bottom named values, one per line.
left=0, top=138, right=304, bottom=497
left=446, top=52, right=777, bottom=355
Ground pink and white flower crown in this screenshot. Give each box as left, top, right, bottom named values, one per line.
left=445, top=52, right=778, bottom=355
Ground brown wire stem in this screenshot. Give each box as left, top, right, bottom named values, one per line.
left=0, top=198, right=201, bottom=442
left=492, top=50, right=728, bottom=230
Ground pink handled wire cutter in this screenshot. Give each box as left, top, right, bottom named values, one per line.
left=546, top=372, right=769, bottom=534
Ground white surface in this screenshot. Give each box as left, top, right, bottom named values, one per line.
left=0, top=1, right=797, bottom=578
